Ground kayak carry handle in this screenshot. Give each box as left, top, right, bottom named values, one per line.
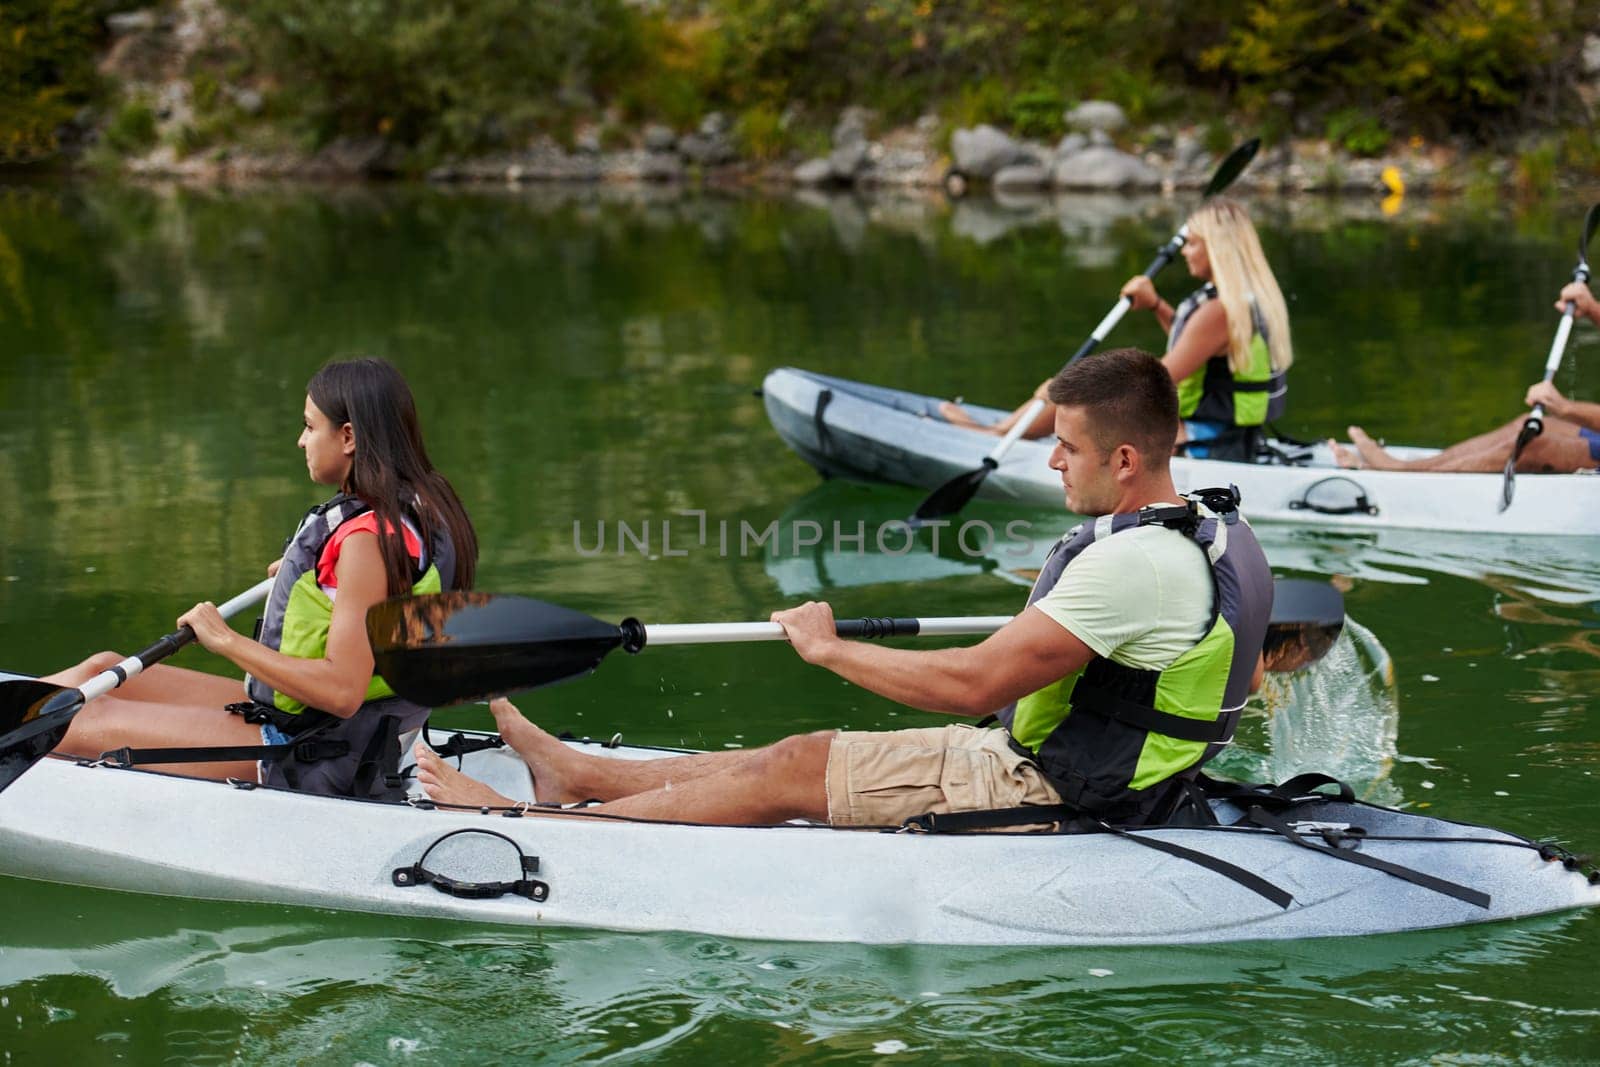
left=393, top=828, right=550, bottom=902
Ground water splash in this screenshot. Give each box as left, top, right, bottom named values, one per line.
left=1225, top=618, right=1402, bottom=804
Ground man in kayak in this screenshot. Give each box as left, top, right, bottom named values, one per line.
left=415, top=347, right=1275, bottom=828
left=1332, top=281, right=1600, bottom=472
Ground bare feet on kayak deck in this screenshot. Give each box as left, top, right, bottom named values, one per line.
left=488, top=697, right=586, bottom=805
left=1328, top=438, right=1362, bottom=469
left=1346, top=426, right=1404, bottom=470
left=937, top=400, right=997, bottom=433
left=414, top=743, right=516, bottom=809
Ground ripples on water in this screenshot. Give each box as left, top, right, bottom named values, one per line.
left=2, top=886, right=1594, bottom=1064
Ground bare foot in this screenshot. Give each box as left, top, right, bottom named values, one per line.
left=937, top=400, right=998, bottom=434
left=1347, top=426, right=1404, bottom=471
left=1328, top=438, right=1362, bottom=469
left=414, top=742, right=516, bottom=809
left=489, top=698, right=586, bottom=805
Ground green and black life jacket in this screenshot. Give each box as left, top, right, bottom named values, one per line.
left=995, top=489, right=1273, bottom=824
left=1170, top=284, right=1287, bottom=428
left=245, top=493, right=456, bottom=797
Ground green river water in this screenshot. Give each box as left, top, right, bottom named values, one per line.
left=0, top=181, right=1596, bottom=1063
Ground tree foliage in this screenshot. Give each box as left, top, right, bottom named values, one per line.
left=218, top=0, right=642, bottom=157
left=4, top=0, right=1595, bottom=165
left=1200, top=0, right=1594, bottom=140
left=0, top=0, right=107, bottom=162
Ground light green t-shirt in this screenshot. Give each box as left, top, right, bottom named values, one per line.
left=1029, top=512, right=1214, bottom=671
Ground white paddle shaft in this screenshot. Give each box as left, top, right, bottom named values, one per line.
left=1542, top=305, right=1577, bottom=377
left=981, top=223, right=1189, bottom=470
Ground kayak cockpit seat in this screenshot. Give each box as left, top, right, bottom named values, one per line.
left=1171, top=426, right=1316, bottom=466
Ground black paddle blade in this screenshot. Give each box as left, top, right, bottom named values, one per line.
left=1499, top=417, right=1543, bottom=512
left=367, top=593, right=628, bottom=707
left=1262, top=579, right=1345, bottom=673
left=1203, top=138, right=1261, bottom=199
left=1580, top=202, right=1600, bottom=267
left=1498, top=454, right=1517, bottom=513
left=0, top=681, right=86, bottom=793
left=909, top=459, right=998, bottom=524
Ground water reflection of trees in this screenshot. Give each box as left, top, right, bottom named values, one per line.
left=1, top=181, right=1589, bottom=629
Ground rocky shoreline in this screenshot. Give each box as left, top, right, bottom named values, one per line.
left=115, top=105, right=1515, bottom=200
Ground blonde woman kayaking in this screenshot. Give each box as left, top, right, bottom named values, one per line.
left=941, top=197, right=1295, bottom=460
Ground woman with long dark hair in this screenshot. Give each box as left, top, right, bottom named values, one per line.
left=44, top=358, right=478, bottom=797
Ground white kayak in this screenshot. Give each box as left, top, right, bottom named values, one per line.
left=761, top=367, right=1600, bottom=536
left=765, top=482, right=1600, bottom=604
left=1, top=706, right=1594, bottom=945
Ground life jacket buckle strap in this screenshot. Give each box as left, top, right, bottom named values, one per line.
left=291, top=739, right=352, bottom=763
left=226, top=701, right=276, bottom=725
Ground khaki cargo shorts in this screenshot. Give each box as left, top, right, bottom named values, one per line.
left=824, top=723, right=1062, bottom=829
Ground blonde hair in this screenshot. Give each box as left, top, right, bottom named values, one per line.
left=1187, top=198, right=1293, bottom=375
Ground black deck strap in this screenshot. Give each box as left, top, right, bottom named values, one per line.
left=1269, top=772, right=1356, bottom=804
left=1107, top=824, right=1294, bottom=909
left=99, top=739, right=350, bottom=766
left=392, top=827, right=550, bottom=902
left=352, top=714, right=401, bottom=800
left=1067, top=680, right=1230, bottom=743
left=903, top=804, right=1084, bottom=833
left=902, top=805, right=1294, bottom=908
left=1199, top=772, right=1353, bottom=814
left=1247, top=806, right=1491, bottom=909
left=1145, top=775, right=1218, bottom=827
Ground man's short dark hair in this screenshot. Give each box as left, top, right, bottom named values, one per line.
left=1046, top=347, right=1178, bottom=463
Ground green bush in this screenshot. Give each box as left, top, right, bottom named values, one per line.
left=219, top=0, right=645, bottom=158
left=1325, top=108, right=1390, bottom=157
left=733, top=103, right=789, bottom=161
left=1006, top=88, right=1064, bottom=140
left=1554, top=123, right=1600, bottom=178
left=1202, top=0, right=1590, bottom=144
left=713, top=0, right=1196, bottom=123
left=609, top=11, right=722, bottom=128
left=102, top=99, right=157, bottom=153
left=1514, top=138, right=1559, bottom=198
left=0, top=0, right=107, bottom=162
left=943, top=79, right=1011, bottom=136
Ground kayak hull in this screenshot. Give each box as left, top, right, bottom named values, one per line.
left=2, top=734, right=1595, bottom=946
left=761, top=367, right=1600, bottom=536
